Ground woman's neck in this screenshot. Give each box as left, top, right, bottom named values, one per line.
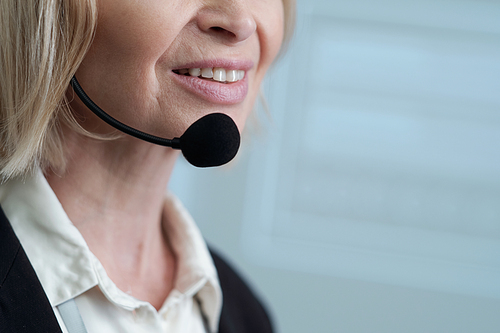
left=45, top=129, right=180, bottom=310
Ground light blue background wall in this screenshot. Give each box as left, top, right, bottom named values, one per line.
left=170, top=0, right=500, bottom=331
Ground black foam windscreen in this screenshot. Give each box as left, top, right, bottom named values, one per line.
left=181, top=113, right=240, bottom=167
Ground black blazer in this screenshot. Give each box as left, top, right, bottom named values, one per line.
left=0, top=206, right=273, bottom=333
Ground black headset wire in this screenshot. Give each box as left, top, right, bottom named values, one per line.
left=70, top=76, right=181, bottom=149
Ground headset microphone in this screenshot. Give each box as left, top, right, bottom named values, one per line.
left=70, top=76, right=240, bottom=167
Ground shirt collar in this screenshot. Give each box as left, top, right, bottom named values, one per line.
left=0, top=170, right=222, bottom=332
left=162, top=191, right=222, bottom=332
left=0, top=169, right=98, bottom=306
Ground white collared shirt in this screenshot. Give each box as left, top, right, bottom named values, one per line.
left=0, top=170, right=222, bottom=333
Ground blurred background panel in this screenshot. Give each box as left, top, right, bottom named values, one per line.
left=170, top=0, right=500, bottom=332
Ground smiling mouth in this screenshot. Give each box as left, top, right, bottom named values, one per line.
left=172, top=67, right=245, bottom=84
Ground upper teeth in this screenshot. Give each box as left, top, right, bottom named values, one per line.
left=176, top=68, right=245, bottom=83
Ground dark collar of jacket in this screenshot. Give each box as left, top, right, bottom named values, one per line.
left=0, top=205, right=273, bottom=333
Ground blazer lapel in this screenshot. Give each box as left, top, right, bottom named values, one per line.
left=0, top=205, right=62, bottom=332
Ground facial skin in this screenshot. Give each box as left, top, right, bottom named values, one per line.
left=72, top=0, right=285, bottom=141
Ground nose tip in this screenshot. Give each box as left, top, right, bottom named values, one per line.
left=197, top=2, right=257, bottom=43
left=224, top=16, right=256, bottom=42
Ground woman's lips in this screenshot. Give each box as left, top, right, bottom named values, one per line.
left=170, top=59, right=253, bottom=104
left=171, top=70, right=249, bottom=105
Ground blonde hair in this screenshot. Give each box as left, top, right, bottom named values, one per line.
left=0, top=0, right=97, bottom=180
left=281, top=0, right=296, bottom=56
left=0, top=0, right=295, bottom=180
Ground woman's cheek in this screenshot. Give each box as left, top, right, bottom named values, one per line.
left=254, top=4, right=284, bottom=78
left=96, top=2, right=181, bottom=62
